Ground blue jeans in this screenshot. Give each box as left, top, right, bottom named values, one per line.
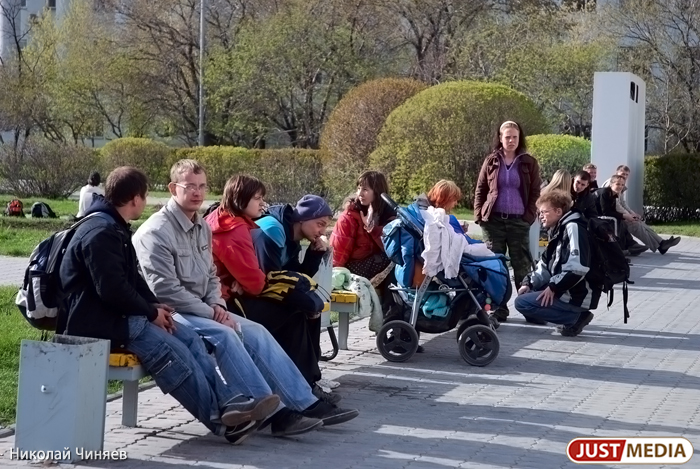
left=173, top=312, right=317, bottom=412
left=514, top=292, right=587, bottom=327
left=126, top=316, right=240, bottom=436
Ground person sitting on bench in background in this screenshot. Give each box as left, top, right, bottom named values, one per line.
left=602, top=166, right=680, bottom=255
left=133, top=160, right=358, bottom=440
left=59, top=166, right=280, bottom=445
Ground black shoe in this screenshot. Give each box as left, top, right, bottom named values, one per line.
left=302, top=401, right=359, bottom=426
left=312, top=384, right=341, bottom=405
left=658, top=238, right=673, bottom=254
left=416, top=345, right=425, bottom=353
left=491, top=307, right=509, bottom=322
left=525, top=317, right=547, bottom=325
left=265, top=409, right=323, bottom=436
left=670, top=236, right=681, bottom=247
left=560, top=311, right=594, bottom=337
left=225, top=420, right=258, bottom=445
left=221, top=394, right=280, bottom=427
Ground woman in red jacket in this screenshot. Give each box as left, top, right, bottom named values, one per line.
left=330, top=170, right=394, bottom=280
left=205, top=175, right=267, bottom=300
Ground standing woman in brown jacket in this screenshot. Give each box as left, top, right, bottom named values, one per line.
left=474, top=120, right=541, bottom=322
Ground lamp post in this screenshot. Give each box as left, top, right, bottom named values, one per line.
left=198, top=0, right=206, bottom=146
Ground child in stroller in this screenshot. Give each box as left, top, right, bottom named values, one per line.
left=379, top=192, right=512, bottom=366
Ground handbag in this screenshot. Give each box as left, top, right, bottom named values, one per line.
left=346, top=252, right=392, bottom=280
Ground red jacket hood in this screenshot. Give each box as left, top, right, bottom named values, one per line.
left=205, top=208, right=257, bottom=234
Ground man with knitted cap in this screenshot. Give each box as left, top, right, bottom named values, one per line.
left=248, top=194, right=336, bottom=402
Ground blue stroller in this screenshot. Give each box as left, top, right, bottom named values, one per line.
left=378, top=194, right=512, bottom=366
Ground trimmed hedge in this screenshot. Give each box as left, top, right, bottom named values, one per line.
left=527, top=134, right=590, bottom=182
left=320, top=78, right=427, bottom=208
left=369, top=81, right=549, bottom=205
left=644, top=153, right=700, bottom=222
left=100, top=138, right=175, bottom=190
left=175, top=147, right=324, bottom=204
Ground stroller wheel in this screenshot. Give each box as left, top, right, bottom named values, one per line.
left=458, top=324, right=499, bottom=367
left=376, top=320, right=419, bottom=362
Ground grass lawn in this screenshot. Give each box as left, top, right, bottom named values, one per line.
left=451, top=208, right=474, bottom=220
left=649, top=221, right=700, bottom=238
left=0, top=286, right=44, bottom=426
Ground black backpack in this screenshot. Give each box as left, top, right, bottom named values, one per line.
left=15, top=212, right=112, bottom=331
left=202, top=201, right=220, bottom=218
left=30, top=201, right=57, bottom=219
left=585, top=217, right=633, bottom=323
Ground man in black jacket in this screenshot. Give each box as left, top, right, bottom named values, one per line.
left=59, top=167, right=280, bottom=444
left=515, top=190, right=601, bottom=337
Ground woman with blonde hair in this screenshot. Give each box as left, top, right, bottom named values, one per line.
left=542, top=169, right=573, bottom=197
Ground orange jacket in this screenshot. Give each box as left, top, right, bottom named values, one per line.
left=205, top=208, right=266, bottom=300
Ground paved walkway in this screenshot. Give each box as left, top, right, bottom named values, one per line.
left=1, top=239, right=700, bottom=468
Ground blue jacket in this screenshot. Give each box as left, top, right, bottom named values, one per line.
left=252, top=204, right=323, bottom=277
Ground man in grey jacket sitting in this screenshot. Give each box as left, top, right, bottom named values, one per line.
left=133, top=159, right=358, bottom=442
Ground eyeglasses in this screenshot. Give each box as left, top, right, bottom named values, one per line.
left=174, top=183, right=209, bottom=194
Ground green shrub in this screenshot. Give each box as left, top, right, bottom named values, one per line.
left=174, top=147, right=324, bottom=204
left=369, top=81, right=549, bottom=205
left=644, top=154, right=700, bottom=221
left=174, top=146, right=256, bottom=195
left=527, top=134, right=591, bottom=182
left=100, top=138, right=174, bottom=190
left=0, top=139, right=99, bottom=198
left=320, top=78, right=427, bottom=209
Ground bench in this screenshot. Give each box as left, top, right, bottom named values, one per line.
left=108, top=353, right=148, bottom=427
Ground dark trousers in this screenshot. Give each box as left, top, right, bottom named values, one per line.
left=231, top=296, right=322, bottom=386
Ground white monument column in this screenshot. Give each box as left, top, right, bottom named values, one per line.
left=591, top=72, right=646, bottom=214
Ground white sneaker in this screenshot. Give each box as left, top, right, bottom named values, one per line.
left=318, top=378, right=340, bottom=391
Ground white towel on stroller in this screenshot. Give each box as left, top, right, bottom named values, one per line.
left=420, top=206, right=494, bottom=279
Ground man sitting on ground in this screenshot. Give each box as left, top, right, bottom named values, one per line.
left=59, top=167, right=281, bottom=444
left=514, top=190, right=600, bottom=337
left=601, top=169, right=680, bottom=254
left=250, top=195, right=335, bottom=401
left=133, top=160, right=358, bottom=439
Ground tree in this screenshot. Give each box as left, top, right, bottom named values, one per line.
left=375, top=0, right=490, bottom=84
left=207, top=0, right=381, bottom=148
left=603, top=0, right=700, bottom=153
left=449, top=5, right=614, bottom=136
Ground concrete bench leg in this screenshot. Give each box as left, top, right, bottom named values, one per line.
left=338, top=312, right=350, bottom=350
left=122, top=380, right=139, bottom=427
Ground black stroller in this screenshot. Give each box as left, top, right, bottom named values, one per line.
left=378, top=194, right=512, bottom=366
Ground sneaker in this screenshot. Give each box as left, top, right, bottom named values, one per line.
left=265, top=409, right=323, bottom=437
left=224, top=420, right=258, bottom=445
left=559, top=311, right=594, bottom=337
left=312, top=383, right=341, bottom=405
left=302, top=401, right=360, bottom=426
left=221, top=394, right=280, bottom=427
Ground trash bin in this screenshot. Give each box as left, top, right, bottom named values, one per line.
left=15, top=335, right=110, bottom=463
